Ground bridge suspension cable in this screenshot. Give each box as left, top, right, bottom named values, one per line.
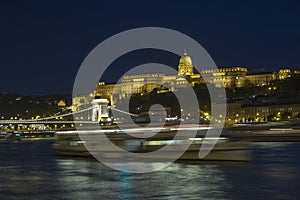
left=0, top=106, right=95, bottom=123
left=31, top=106, right=95, bottom=122
left=0, top=106, right=139, bottom=124
left=110, top=107, right=138, bottom=117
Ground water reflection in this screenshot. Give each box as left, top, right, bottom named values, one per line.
left=56, top=158, right=231, bottom=199
left=1, top=140, right=300, bottom=199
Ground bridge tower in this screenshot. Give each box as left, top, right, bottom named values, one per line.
left=91, top=99, right=109, bottom=122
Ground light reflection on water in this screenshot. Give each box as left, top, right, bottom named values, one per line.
left=55, top=158, right=231, bottom=200
left=0, top=140, right=300, bottom=199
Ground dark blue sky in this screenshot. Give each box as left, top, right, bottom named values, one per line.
left=1, top=0, right=300, bottom=95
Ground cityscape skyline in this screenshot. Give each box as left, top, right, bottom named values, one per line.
left=2, top=1, right=300, bottom=198
left=1, top=1, right=300, bottom=95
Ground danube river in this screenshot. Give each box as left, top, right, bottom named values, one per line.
left=0, top=139, right=300, bottom=200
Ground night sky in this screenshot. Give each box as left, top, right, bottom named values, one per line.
left=1, top=0, right=300, bottom=95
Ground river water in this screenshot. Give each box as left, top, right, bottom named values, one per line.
left=0, top=139, right=299, bottom=200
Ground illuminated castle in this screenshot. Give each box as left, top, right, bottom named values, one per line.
left=70, top=51, right=300, bottom=125
left=72, top=51, right=296, bottom=110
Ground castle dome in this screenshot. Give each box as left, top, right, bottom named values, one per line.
left=179, top=52, right=192, bottom=65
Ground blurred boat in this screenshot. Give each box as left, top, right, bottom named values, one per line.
left=53, top=127, right=251, bottom=162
